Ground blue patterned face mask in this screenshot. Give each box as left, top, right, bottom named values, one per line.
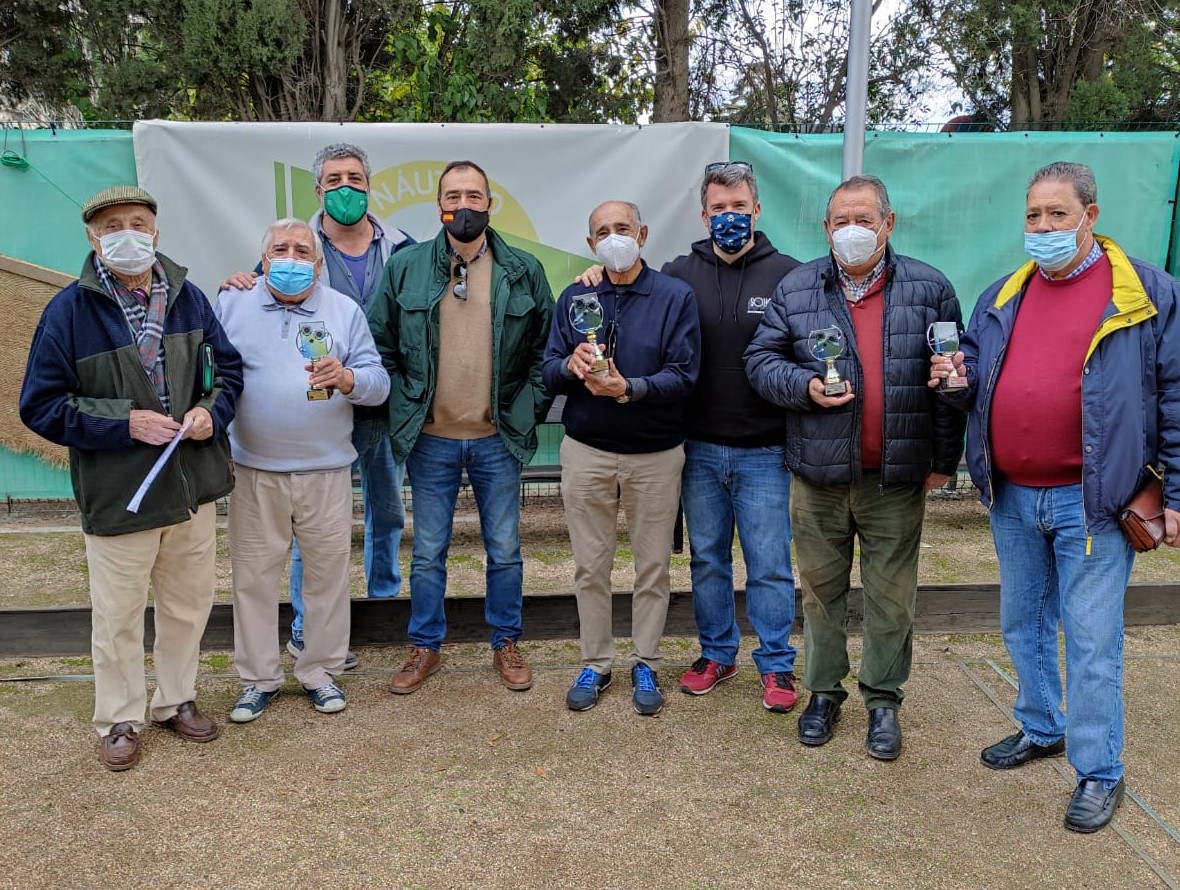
left=267, top=258, right=316, bottom=296
left=1024, top=218, right=1085, bottom=271
left=709, top=212, right=753, bottom=254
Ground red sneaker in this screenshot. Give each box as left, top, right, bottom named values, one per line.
left=679, top=657, right=737, bottom=695
left=761, top=672, right=798, bottom=712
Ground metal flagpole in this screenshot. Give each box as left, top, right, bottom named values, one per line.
left=842, top=0, right=872, bottom=180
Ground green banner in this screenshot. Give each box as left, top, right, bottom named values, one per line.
left=0, top=129, right=137, bottom=275
left=729, top=128, right=1180, bottom=311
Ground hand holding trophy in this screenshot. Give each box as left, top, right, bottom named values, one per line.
left=570, top=294, right=609, bottom=376
left=297, top=321, right=335, bottom=401
left=927, top=321, right=968, bottom=390
left=808, top=326, right=850, bottom=396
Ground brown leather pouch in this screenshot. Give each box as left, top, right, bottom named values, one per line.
left=1118, top=477, right=1165, bottom=552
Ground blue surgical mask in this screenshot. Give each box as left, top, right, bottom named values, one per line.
left=267, top=258, right=316, bottom=296
left=1024, top=218, right=1085, bottom=271
left=709, top=212, right=753, bottom=254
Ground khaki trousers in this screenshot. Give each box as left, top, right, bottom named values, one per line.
left=230, top=466, right=352, bottom=691
left=84, top=502, right=217, bottom=737
left=560, top=437, right=684, bottom=672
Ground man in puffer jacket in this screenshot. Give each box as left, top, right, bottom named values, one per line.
left=745, top=175, right=965, bottom=761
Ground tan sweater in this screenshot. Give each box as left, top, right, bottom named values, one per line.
left=423, top=249, right=496, bottom=439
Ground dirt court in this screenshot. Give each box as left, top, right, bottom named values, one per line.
left=1, top=495, right=1178, bottom=888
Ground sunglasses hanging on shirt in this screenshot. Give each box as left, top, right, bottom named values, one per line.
left=446, top=237, right=490, bottom=301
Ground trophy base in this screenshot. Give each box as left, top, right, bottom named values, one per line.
left=940, top=376, right=969, bottom=391
left=823, top=380, right=850, bottom=397
left=306, top=388, right=332, bottom=401
left=588, top=362, right=610, bottom=376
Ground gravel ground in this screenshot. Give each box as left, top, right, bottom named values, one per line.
left=1, top=627, right=1178, bottom=890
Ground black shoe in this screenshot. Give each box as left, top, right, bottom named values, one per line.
left=797, top=695, right=841, bottom=746
left=1064, top=778, right=1125, bottom=833
left=980, top=730, right=1065, bottom=770
left=866, top=707, right=902, bottom=760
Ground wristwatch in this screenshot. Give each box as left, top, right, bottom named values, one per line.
left=615, top=380, right=632, bottom=404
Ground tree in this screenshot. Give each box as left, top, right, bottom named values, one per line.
left=910, top=0, right=1168, bottom=128
left=370, top=0, right=648, bottom=123
left=652, top=0, right=691, bottom=121
left=690, top=0, right=936, bottom=130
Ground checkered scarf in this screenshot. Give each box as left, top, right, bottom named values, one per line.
left=94, top=255, right=171, bottom=412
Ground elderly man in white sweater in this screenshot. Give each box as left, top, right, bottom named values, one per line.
left=216, top=218, right=390, bottom=721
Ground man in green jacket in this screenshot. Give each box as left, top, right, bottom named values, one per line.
left=369, top=160, right=553, bottom=694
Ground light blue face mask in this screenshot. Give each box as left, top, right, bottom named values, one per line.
left=267, top=258, right=316, bottom=296
left=1023, top=217, right=1086, bottom=271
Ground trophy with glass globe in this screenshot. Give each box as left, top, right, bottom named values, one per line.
left=927, top=321, right=968, bottom=390
left=570, top=293, right=609, bottom=376
left=808, top=325, right=850, bottom=396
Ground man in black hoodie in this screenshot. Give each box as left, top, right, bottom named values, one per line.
left=662, top=162, right=802, bottom=713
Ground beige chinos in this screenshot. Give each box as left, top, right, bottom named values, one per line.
left=560, top=436, right=684, bottom=672
left=84, top=502, right=217, bottom=737
left=230, top=466, right=352, bottom=692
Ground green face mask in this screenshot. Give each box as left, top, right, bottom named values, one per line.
left=322, top=185, right=369, bottom=226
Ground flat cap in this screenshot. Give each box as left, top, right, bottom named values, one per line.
left=81, top=185, right=158, bottom=223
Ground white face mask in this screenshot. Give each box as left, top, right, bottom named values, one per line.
left=595, top=233, right=641, bottom=273
left=831, top=221, right=884, bottom=267
left=98, top=229, right=157, bottom=276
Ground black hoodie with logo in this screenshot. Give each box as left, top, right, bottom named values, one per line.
left=661, top=231, right=799, bottom=447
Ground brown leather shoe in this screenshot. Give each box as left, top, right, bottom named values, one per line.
left=152, top=701, right=220, bottom=743
left=99, top=722, right=140, bottom=771
left=389, top=646, right=442, bottom=694
left=493, top=640, right=533, bottom=691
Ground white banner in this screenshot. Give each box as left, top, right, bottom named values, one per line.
left=133, top=121, right=730, bottom=299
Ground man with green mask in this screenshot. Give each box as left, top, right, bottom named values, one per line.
left=223, top=143, right=416, bottom=667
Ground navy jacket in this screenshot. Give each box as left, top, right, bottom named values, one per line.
left=953, top=236, right=1180, bottom=533
left=20, top=253, right=242, bottom=536
left=543, top=262, right=701, bottom=454
left=744, top=247, right=966, bottom=486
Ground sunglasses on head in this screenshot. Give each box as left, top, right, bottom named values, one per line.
left=705, top=161, right=754, bottom=174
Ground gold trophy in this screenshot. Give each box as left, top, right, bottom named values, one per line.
left=570, top=294, right=609, bottom=376
left=927, top=321, right=968, bottom=390
left=808, top=326, right=850, bottom=396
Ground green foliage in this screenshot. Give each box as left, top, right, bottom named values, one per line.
left=1065, top=76, right=1131, bottom=128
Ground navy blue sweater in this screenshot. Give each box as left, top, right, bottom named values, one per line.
left=542, top=263, right=701, bottom=454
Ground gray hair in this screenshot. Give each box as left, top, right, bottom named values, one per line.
left=826, top=175, right=892, bottom=220
left=700, top=164, right=759, bottom=208
left=1028, top=161, right=1098, bottom=206
left=261, top=218, right=324, bottom=260
left=312, top=143, right=371, bottom=185
left=588, top=200, right=643, bottom=233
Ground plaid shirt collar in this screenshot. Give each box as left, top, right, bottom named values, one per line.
left=836, top=253, right=887, bottom=303
left=1039, top=239, right=1103, bottom=281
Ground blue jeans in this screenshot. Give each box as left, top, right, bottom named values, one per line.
left=990, top=481, right=1135, bottom=786
left=680, top=440, right=797, bottom=673
left=290, top=418, right=405, bottom=639
left=405, top=433, right=524, bottom=650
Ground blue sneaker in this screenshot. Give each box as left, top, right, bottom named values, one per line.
left=286, top=637, right=359, bottom=671
left=631, top=663, right=664, bottom=716
left=305, top=682, right=347, bottom=714
left=229, top=685, right=279, bottom=723
left=566, top=667, right=611, bottom=711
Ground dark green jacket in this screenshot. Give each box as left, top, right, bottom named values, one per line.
left=368, top=228, right=554, bottom=463
left=19, top=253, right=242, bottom=536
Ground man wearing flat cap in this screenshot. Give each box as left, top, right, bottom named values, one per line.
left=20, top=186, right=244, bottom=771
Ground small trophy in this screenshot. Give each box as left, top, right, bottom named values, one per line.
left=569, top=294, right=609, bottom=376
left=297, top=322, right=334, bottom=401
left=927, top=321, right=968, bottom=390
left=808, top=326, right=850, bottom=396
